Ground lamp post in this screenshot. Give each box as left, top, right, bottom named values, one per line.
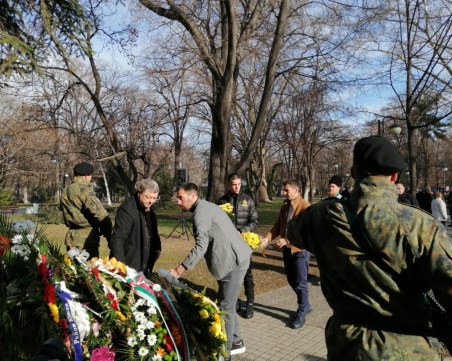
left=443, top=167, right=448, bottom=193
left=377, top=117, right=402, bottom=137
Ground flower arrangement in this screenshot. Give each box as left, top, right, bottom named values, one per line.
left=241, top=232, right=261, bottom=250
left=218, top=203, right=234, bottom=219
left=171, top=287, right=226, bottom=361
left=0, top=213, right=224, bottom=361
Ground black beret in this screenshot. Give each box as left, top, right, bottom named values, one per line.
left=353, top=136, right=405, bottom=174
left=329, top=175, right=342, bottom=187
left=73, top=162, right=94, bottom=176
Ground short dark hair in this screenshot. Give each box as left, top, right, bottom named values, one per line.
left=227, top=173, right=242, bottom=182
left=283, top=179, right=301, bottom=191
left=176, top=182, right=199, bottom=195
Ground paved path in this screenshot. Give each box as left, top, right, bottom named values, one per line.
left=234, top=225, right=452, bottom=361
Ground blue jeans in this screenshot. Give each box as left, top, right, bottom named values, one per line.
left=218, top=257, right=250, bottom=355
left=283, top=247, right=310, bottom=314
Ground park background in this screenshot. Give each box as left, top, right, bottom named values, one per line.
left=1, top=0, right=451, bottom=210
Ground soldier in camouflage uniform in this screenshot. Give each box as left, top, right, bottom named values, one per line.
left=60, top=162, right=112, bottom=259
left=287, top=136, right=452, bottom=361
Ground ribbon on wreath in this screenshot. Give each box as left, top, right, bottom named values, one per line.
left=127, top=273, right=189, bottom=361
left=55, top=282, right=83, bottom=361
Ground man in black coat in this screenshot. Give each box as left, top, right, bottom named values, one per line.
left=218, top=173, right=258, bottom=318
left=416, top=186, right=433, bottom=214
left=396, top=183, right=419, bottom=207
left=109, top=179, right=161, bottom=276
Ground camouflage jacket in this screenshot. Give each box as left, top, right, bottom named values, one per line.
left=60, top=176, right=109, bottom=230
left=287, top=177, right=452, bottom=360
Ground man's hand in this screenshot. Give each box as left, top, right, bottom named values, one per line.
left=276, top=238, right=288, bottom=248
left=169, top=264, right=186, bottom=278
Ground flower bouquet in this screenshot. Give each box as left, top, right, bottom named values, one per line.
left=218, top=203, right=234, bottom=219
left=0, top=212, right=226, bottom=361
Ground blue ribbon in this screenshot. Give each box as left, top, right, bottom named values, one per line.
left=56, top=288, right=83, bottom=361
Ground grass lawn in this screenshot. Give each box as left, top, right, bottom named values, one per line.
left=14, top=198, right=320, bottom=301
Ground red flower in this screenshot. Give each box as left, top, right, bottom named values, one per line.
left=106, top=293, right=119, bottom=310
left=164, top=334, right=174, bottom=351
left=91, top=267, right=101, bottom=281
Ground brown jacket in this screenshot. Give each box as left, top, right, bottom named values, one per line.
left=266, top=195, right=310, bottom=253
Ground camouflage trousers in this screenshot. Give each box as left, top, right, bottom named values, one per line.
left=325, top=315, right=444, bottom=361
left=65, top=227, right=100, bottom=259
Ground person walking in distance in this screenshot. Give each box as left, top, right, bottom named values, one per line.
left=218, top=173, right=258, bottom=318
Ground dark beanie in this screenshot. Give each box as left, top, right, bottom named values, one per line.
left=73, top=162, right=94, bottom=176
left=329, top=175, right=342, bottom=187
left=353, top=136, right=405, bottom=174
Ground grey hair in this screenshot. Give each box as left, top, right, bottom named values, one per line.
left=136, top=179, right=160, bottom=193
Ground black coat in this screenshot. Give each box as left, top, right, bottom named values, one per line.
left=218, top=191, right=258, bottom=232
left=398, top=192, right=419, bottom=207
left=109, top=194, right=161, bottom=273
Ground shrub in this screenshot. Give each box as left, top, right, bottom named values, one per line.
left=0, top=188, right=14, bottom=206
left=36, top=205, right=64, bottom=224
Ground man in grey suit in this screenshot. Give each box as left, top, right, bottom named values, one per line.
left=170, top=183, right=252, bottom=361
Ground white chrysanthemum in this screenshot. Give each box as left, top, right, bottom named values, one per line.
left=152, top=284, right=162, bottom=292
left=137, top=330, right=146, bottom=341
left=127, top=335, right=138, bottom=347
left=147, top=305, right=157, bottom=315
left=133, top=311, right=146, bottom=322
left=152, top=354, right=163, bottom=361
left=11, top=244, right=31, bottom=259
left=145, top=320, right=155, bottom=329
left=137, top=324, right=146, bottom=333
left=138, top=347, right=149, bottom=357
left=68, top=300, right=91, bottom=341
left=11, top=235, right=22, bottom=244
left=132, top=298, right=145, bottom=311
left=147, top=333, right=157, bottom=346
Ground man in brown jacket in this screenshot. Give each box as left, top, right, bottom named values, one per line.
left=262, top=179, right=311, bottom=329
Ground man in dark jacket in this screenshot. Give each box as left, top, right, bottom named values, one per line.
left=109, top=179, right=161, bottom=276
left=396, top=182, right=419, bottom=207
left=416, top=186, right=433, bottom=213
left=218, top=173, right=258, bottom=318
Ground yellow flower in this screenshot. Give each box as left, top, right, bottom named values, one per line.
left=213, top=313, right=220, bottom=322
left=219, top=203, right=234, bottom=215
left=242, top=232, right=261, bottom=249
left=116, top=311, right=126, bottom=321
left=63, top=255, right=72, bottom=267
left=199, top=309, right=209, bottom=319
left=209, top=321, right=222, bottom=337
left=48, top=303, right=59, bottom=323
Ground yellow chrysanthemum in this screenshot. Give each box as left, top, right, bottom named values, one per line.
left=192, top=292, right=201, bottom=299
left=199, top=309, right=209, bottom=319
left=213, top=313, right=220, bottom=322
left=242, top=232, right=261, bottom=249
left=219, top=203, right=234, bottom=215
left=209, top=321, right=222, bottom=337
left=63, top=255, right=72, bottom=267
left=116, top=311, right=126, bottom=321
left=48, top=303, right=59, bottom=323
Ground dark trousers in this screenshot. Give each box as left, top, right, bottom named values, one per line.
left=283, top=247, right=310, bottom=313
left=243, top=260, right=255, bottom=303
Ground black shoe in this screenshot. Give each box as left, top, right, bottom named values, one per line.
left=244, top=302, right=254, bottom=319
left=236, top=299, right=245, bottom=312
left=231, top=339, right=246, bottom=355
left=291, top=315, right=306, bottom=329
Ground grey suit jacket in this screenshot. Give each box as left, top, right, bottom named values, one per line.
left=182, top=199, right=252, bottom=280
